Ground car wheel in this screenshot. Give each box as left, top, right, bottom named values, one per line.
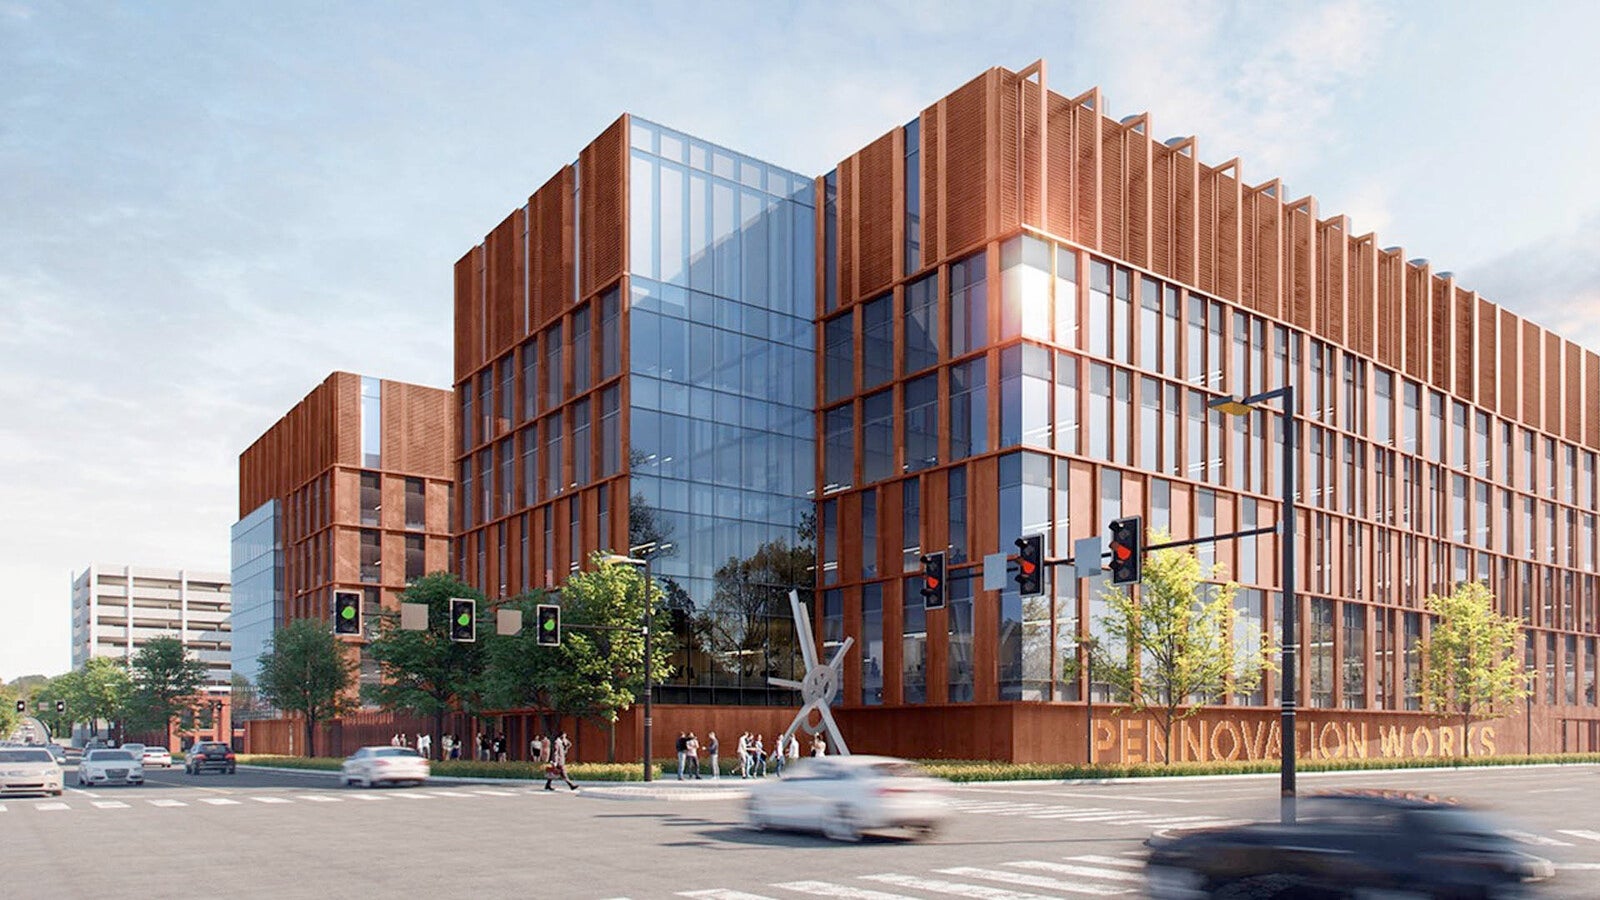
left=51, top=789, right=63, bottom=797
left=746, top=797, right=768, bottom=831
left=227, top=766, right=235, bottom=774
left=910, top=823, right=940, bottom=841
left=1210, top=874, right=1313, bottom=900
left=824, top=803, right=862, bottom=842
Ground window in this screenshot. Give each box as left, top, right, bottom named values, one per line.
left=904, top=118, right=920, bottom=274
left=824, top=170, right=838, bottom=311
left=862, top=584, right=883, bottom=705
left=824, top=313, right=853, bottom=403
left=462, top=378, right=475, bottom=452
left=948, top=578, right=974, bottom=702
left=360, top=376, right=382, bottom=467
left=1403, top=612, right=1421, bottom=710
left=902, top=374, right=938, bottom=473
left=862, top=390, right=894, bottom=484
left=1310, top=598, right=1334, bottom=708
left=405, top=535, right=425, bottom=583
left=999, top=344, right=1049, bottom=448
left=1000, top=235, right=1051, bottom=340
left=1141, top=277, right=1162, bottom=371
left=948, top=465, right=968, bottom=564
left=522, top=339, right=539, bottom=421
left=599, top=386, right=620, bottom=477
left=1402, top=380, right=1420, bottom=455
left=543, top=415, right=562, bottom=497
left=360, top=530, right=381, bottom=583
left=1055, top=352, right=1078, bottom=453
left=1089, top=260, right=1111, bottom=358
left=902, top=478, right=921, bottom=572
left=543, top=322, right=563, bottom=409
left=570, top=402, right=590, bottom=487
left=1343, top=603, right=1366, bottom=708
left=862, top=489, right=879, bottom=578
left=949, top=252, right=987, bottom=357
left=1374, top=369, right=1393, bottom=446
left=600, top=288, right=621, bottom=380
left=360, top=472, right=381, bottom=526
left=405, top=477, right=425, bottom=529
left=857, top=294, right=894, bottom=390
left=1055, top=246, right=1078, bottom=349
left=1114, top=268, right=1134, bottom=364
left=823, top=404, right=853, bottom=494
left=902, top=578, right=926, bottom=704
left=1088, top=363, right=1111, bottom=461
left=521, top=429, right=538, bottom=506
left=950, top=357, right=987, bottom=460
left=1233, top=588, right=1265, bottom=704
left=903, top=273, right=938, bottom=374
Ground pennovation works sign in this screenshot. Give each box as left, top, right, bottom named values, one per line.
left=1091, top=712, right=1504, bottom=765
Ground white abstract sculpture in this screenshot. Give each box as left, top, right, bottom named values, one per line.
left=768, top=589, right=853, bottom=756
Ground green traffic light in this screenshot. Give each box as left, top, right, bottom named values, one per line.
left=457, top=612, right=470, bottom=626
left=542, top=617, right=555, bottom=631
left=341, top=605, right=355, bottom=620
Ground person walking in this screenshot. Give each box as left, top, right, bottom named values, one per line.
left=736, top=732, right=751, bottom=779
left=495, top=732, right=508, bottom=762
left=544, top=732, right=579, bottom=791
left=771, top=733, right=786, bottom=777
left=686, top=732, right=701, bottom=780
left=788, top=731, right=801, bottom=764
left=674, top=732, right=688, bottom=780
left=707, top=731, right=720, bottom=780
left=753, top=734, right=767, bottom=777
left=812, top=733, right=826, bottom=756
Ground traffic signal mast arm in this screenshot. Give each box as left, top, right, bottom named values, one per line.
left=937, top=523, right=1282, bottom=582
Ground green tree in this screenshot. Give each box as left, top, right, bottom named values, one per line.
left=72, top=658, right=135, bottom=738
left=553, top=553, right=675, bottom=760
left=364, top=573, right=489, bottom=757
left=256, top=618, right=357, bottom=758
left=126, top=637, right=208, bottom=748
left=1419, top=581, right=1529, bottom=757
left=480, top=587, right=578, bottom=745
left=1091, top=530, right=1274, bottom=764
left=0, top=682, right=18, bottom=739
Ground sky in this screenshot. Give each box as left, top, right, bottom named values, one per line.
left=4, top=0, right=1600, bottom=681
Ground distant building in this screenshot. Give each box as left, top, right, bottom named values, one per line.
left=231, top=372, right=454, bottom=692
left=70, top=564, right=232, bottom=692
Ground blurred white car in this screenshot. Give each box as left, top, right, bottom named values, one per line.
left=0, top=746, right=64, bottom=797
left=78, top=749, right=145, bottom=786
left=341, top=746, right=430, bottom=788
left=745, top=755, right=953, bottom=841
left=141, top=746, right=172, bottom=768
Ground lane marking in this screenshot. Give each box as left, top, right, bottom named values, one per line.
left=250, top=796, right=292, bottom=804
left=863, top=872, right=1101, bottom=898
left=36, top=802, right=70, bottom=811
left=296, top=795, right=341, bottom=802
left=92, top=801, right=130, bottom=809
left=1004, top=860, right=1143, bottom=883
left=346, top=793, right=388, bottom=800
left=472, top=789, right=518, bottom=796
left=1556, top=863, right=1600, bottom=870
left=1504, top=830, right=1571, bottom=847
left=1068, top=856, right=1144, bottom=870
left=147, top=799, right=186, bottom=807
left=677, top=891, right=782, bottom=899
left=953, top=787, right=1194, bottom=804
left=0, top=804, right=8, bottom=813
left=199, top=798, right=241, bottom=805
left=427, top=790, right=473, bottom=797
left=773, top=881, right=924, bottom=899
left=387, top=791, right=434, bottom=799
left=938, top=866, right=1133, bottom=896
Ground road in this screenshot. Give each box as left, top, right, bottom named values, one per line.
left=2, top=761, right=1596, bottom=898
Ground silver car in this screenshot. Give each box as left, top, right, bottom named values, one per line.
left=0, top=747, right=64, bottom=797
left=745, top=755, right=953, bottom=841
left=341, top=746, right=430, bottom=788
left=78, top=749, right=144, bottom=786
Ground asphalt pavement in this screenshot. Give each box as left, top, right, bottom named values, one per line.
left=2, top=761, right=1596, bottom=898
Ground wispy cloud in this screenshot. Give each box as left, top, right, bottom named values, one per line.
left=1461, top=211, right=1600, bottom=354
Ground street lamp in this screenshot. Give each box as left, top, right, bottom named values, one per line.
left=1210, top=384, right=1298, bottom=825
left=602, top=541, right=672, bottom=782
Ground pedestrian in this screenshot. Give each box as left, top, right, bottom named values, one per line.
left=686, top=732, right=701, bottom=780
left=494, top=732, right=508, bottom=762
left=390, top=732, right=400, bottom=747
left=538, top=734, right=551, bottom=764
left=736, top=732, right=751, bottom=778
left=753, top=734, right=767, bottom=777
left=419, top=733, right=431, bottom=759
left=707, top=731, right=720, bottom=780
left=544, top=732, right=579, bottom=791
left=771, top=733, right=785, bottom=777
left=788, top=731, right=800, bottom=764
left=675, top=732, right=688, bottom=780
left=812, top=733, right=826, bottom=756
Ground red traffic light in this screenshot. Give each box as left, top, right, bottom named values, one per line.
left=1108, top=516, right=1143, bottom=586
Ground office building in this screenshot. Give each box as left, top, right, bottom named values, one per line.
left=232, top=372, right=454, bottom=692
left=70, top=564, right=232, bottom=692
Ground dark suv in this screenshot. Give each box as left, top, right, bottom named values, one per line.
left=185, top=741, right=236, bottom=775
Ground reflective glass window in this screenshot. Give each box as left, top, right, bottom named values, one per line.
left=950, top=357, right=987, bottom=460
left=902, top=374, right=938, bottom=473
left=949, top=252, right=988, bottom=357
left=903, top=272, right=939, bottom=374
left=862, top=390, right=894, bottom=484
left=861, top=295, right=893, bottom=389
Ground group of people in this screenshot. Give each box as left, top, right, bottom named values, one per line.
left=388, top=732, right=433, bottom=757
left=385, top=731, right=515, bottom=762
left=674, top=729, right=827, bottom=780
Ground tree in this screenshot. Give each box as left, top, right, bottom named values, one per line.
left=479, top=588, right=578, bottom=745
left=363, top=573, right=489, bottom=757
left=1091, top=530, right=1274, bottom=764
left=0, top=682, right=17, bottom=739
left=126, top=637, right=207, bottom=749
left=1419, top=581, right=1529, bottom=757
left=72, top=658, right=134, bottom=738
left=256, top=618, right=357, bottom=758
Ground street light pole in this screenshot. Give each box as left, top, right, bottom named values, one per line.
left=603, top=543, right=671, bottom=783
left=1211, top=383, right=1297, bottom=825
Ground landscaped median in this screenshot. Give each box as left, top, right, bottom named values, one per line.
left=236, top=752, right=1600, bottom=784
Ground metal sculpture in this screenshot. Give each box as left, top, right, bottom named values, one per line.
left=768, top=589, right=853, bottom=756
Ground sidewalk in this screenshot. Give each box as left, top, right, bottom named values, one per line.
left=238, top=763, right=759, bottom=800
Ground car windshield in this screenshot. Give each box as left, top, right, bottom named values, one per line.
left=373, top=748, right=421, bottom=758
left=0, top=749, right=54, bottom=763
left=1409, top=808, right=1505, bottom=837
left=91, top=750, right=136, bottom=761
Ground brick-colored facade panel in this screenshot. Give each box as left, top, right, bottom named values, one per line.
left=1501, top=309, right=1520, bottom=417
left=485, top=210, right=520, bottom=366
left=1587, top=351, right=1600, bottom=449
left=1546, top=331, right=1563, bottom=435
left=855, top=130, right=898, bottom=298
left=453, top=249, right=483, bottom=383
left=1522, top=321, right=1542, bottom=428
left=579, top=117, right=627, bottom=300
left=1566, top=341, right=1583, bottom=444
left=943, top=72, right=989, bottom=256
left=1477, top=297, right=1497, bottom=413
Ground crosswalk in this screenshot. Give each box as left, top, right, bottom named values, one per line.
left=944, top=797, right=1250, bottom=831
left=669, top=854, right=1150, bottom=899
left=0, top=787, right=534, bottom=815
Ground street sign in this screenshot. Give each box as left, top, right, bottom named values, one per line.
left=496, top=608, right=522, bottom=636
left=1074, top=537, right=1103, bottom=579
left=399, top=602, right=428, bottom=631
left=982, top=552, right=1008, bottom=592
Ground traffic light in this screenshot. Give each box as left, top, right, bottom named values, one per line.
left=55, top=700, right=65, bottom=715
left=1014, top=534, right=1043, bottom=597
left=1108, top=516, right=1144, bottom=586
left=333, top=590, right=362, bottom=636
left=449, top=597, right=477, bottom=642
left=535, top=604, right=561, bottom=647
left=919, top=552, right=946, bottom=610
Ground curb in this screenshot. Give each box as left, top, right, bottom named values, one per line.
left=238, top=764, right=751, bottom=798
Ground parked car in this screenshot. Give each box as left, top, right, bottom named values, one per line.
left=0, top=746, right=65, bottom=797
left=1144, top=789, right=1555, bottom=899
left=141, top=746, right=172, bottom=768
left=184, top=741, right=236, bottom=775
left=340, top=746, right=430, bottom=788
left=744, top=755, right=952, bottom=841
left=77, top=749, right=144, bottom=786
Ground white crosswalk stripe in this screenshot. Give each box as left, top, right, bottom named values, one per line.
left=472, top=789, right=518, bottom=796
left=199, top=798, right=241, bottom=805
left=861, top=872, right=1079, bottom=899
left=1066, top=855, right=1143, bottom=870
left=36, top=802, right=70, bottom=811
left=296, top=794, right=341, bottom=802
left=147, top=799, right=186, bottom=807
left=250, top=796, right=292, bottom=803
left=428, top=790, right=474, bottom=797
left=678, top=891, right=781, bottom=899
left=92, top=800, right=130, bottom=809
left=386, top=791, right=434, bottom=799
left=346, top=793, right=388, bottom=800
left=1005, top=860, right=1143, bottom=883
left=1503, top=829, right=1571, bottom=846
left=1558, top=829, right=1600, bottom=842
left=772, top=881, right=923, bottom=899
left=937, top=866, right=1133, bottom=896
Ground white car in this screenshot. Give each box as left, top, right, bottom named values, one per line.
left=78, top=749, right=145, bottom=786
left=341, top=746, right=430, bottom=788
left=744, top=755, right=953, bottom=841
left=119, top=743, right=146, bottom=761
left=141, top=746, right=172, bottom=768
left=0, top=746, right=64, bottom=797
